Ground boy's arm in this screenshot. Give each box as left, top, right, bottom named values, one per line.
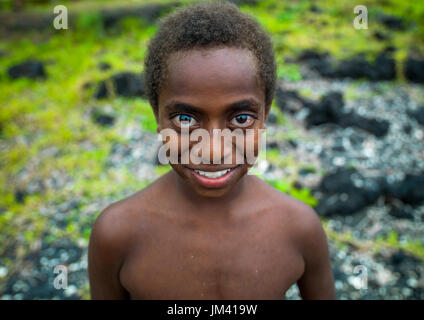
left=296, top=206, right=336, bottom=300
left=88, top=205, right=129, bottom=299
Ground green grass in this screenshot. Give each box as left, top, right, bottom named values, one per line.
left=266, top=179, right=318, bottom=207
left=0, top=14, right=159, bottom=284
left=324, top=222, right=424, bottom=262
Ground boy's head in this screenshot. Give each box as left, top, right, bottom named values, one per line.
left=145, top=0, right=276, bottom=114
left=144, top=1, right=277, bottom=197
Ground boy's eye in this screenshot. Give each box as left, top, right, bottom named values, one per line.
left=172, top=114, right=198, bottom=128
left=230, top=114, right=255, bottom=127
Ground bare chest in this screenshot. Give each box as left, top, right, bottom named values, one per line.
left=120, top=215, right=305, bottom=299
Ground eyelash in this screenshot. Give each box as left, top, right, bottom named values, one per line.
left=169, top=113, right=258, bottom=129
left=229, top=114, right=257, bottom=128
left=170, top=114, right=199, bottom=128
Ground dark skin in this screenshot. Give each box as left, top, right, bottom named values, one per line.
left=88, top=47, right=335, bottom=299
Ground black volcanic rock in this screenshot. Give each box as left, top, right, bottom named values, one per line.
left=373, top=53, right=397, bottom=80
left=389, top=249, right=421, bottom=267
left=315, top=167, right=384, bottom=217
left=297, top=49, right=334, bottom=77
left=388, top=205, right=414, bottom=220
left=407, top=107, right=424, bottom=126
left=385, top=173, right=424, bottom=205
left=304, top=91, right=390, bottom=137
left=404, top=57, right=424, bottom=83
left=101, top=3, right=178, bottom=28
left=14, top=188, right=27, bottom=204
left=95, top=72, right=145, bottom=99
left=305, top=91, right=344, bottom=127
left=98, top=62, right=111, bottom=71
left=8, top=60, right=46, bottom=80
left=309, top=4, right=322, bottom=13
left=373, top=31, right=390, bottom=41
left=297, top=49, right=329, bottom=62
left=275, top=87, right=310, bottom=114
left=332, top=53, right=396, bottom=80
left=90, top=107, right=116, bottom=127
left=298, top=50, right=396, bottom=81
left=338, top=114, right=390, bottom=138
left=377, top=14, right=406, bottom=31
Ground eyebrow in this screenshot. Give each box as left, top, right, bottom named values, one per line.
left=164, top=98, right=261, bottom=114
left=228, top=99, right=261, bottom=113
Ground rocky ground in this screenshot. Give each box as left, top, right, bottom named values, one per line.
left=272, top=61, right=424, bottom=299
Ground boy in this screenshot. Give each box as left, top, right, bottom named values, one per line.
left=88, top=1, right=335, bottom=299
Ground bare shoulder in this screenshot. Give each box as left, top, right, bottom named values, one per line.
left=256, top=179, right=335, bottom=298
left=92, top=174, right=166, bottom=246
left=89, top=174, right=168, bottom=260
left=87, top=175, right=173, bottom=298
left=255, top=177, right=327, bottom=251
left=90, top=197, right=134, bottom=253
left=89, top=195, right=137, bottom=269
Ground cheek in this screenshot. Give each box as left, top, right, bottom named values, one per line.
left=224, top=129, right=263, bottom=164
left=166, top=133, right=191, bottom=158
left=242, top=128, right=262, bottom=157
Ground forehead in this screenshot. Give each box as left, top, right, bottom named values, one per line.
left=158, top=46, right=264, bottom=108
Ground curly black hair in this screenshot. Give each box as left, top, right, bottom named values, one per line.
left=144, top=0, right=277, bottom=113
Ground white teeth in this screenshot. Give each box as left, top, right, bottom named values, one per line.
left=194, top=169, right=230, bottom=178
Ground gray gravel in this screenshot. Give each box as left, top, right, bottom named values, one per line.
left=267, top=77, right=424, bottom=299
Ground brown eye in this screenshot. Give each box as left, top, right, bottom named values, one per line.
left=172, top=114, right=198, bottom=128
left=230, top=114, right=255, bottom=127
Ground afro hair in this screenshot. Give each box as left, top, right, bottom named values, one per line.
left=144, top=0, right=277, bottom=113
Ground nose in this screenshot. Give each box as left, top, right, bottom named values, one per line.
left=209, top=129, right=225, bottom=164
left=203, top=120, right=224, bottom=164
left=203, top=119, right=238, bottom=164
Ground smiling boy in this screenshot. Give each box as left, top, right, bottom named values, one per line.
left=88, top=1, right=335, bottom=299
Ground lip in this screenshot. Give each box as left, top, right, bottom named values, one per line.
left=183, top=165, right=241, bottom=188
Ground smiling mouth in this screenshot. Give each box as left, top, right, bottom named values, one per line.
left=193, top=168, right=231, bottom=178
left=183, top=165, right=241, bottom=188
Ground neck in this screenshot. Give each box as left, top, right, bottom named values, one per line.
left=170, top=169, right=248, bottom=217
